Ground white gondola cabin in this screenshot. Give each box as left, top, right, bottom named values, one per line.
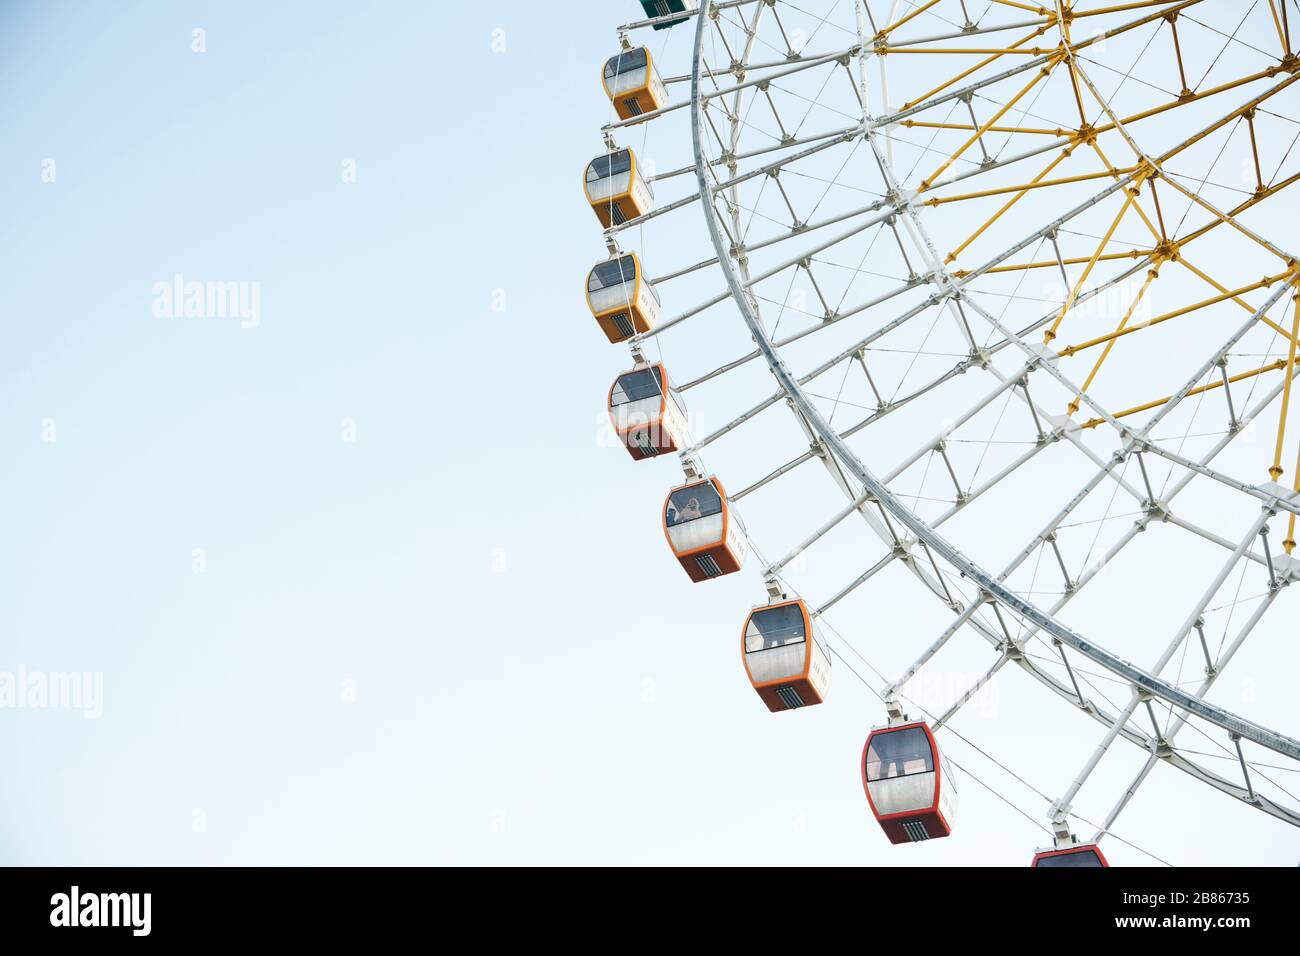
left=860, top=721, right=956, bottom=844
left=584, top=148, right=654, bottom=228
left=1031, top=844, right=1109, bottom=867
left=742, top=598, right=831, bottom=711
left=586, top=253, right=660, bottom=342
left=602, top=47, right=668, bottom=120
left=608, top=363, right=688, bottom=460
left=663, top=476, right=747, bottom=582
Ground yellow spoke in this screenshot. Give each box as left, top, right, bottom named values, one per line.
left=1270, top=288, right=1300, bottom=481
left=1166, top=11, right=1192, bottom=98
left=952, top=247, right=1153, bottom=277
left=876, top=0, right=945, bottom=40
left=900, top=120, right=1068, bottom=135
left=919, top=57, right=1061, bottom=191
left=1078, top=357, right=1300, bottom=428
left=882, top=47, right=1058, bottom=55
left=1268, top=0, right=1291, bottom=57
left=989, top=0, right=1052, bottom=14
left=1043, top=180, right=1143, bottom=343
left=1058, top=270, right=1291, bottom=356
left=1158, top=170, right=1298, bottom=263
left=1176, top=256, right=1300, bottom=343
left=1084, top=137, right=1166, bottom=243
left=1068, top=262, right=1164, bottom=415
left=901, top=26, right=1053, bottom=113
left=1072, top=0, right=1189, bottom=18
left=927, top=164, right=1136, bottom=207
left=1154, top=72, right=1300, bottom=166
left=1094, top=67, right=1283, bottom=140
left=939, top=149, right=1074, bottom=262
left=1176, top=170, right=1300, bottom=247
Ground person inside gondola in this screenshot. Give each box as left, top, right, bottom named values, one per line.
left=677, top=497, right=702, bottom=521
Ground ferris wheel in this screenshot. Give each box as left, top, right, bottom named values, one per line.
left=586, top=0, right=1300, bottom=864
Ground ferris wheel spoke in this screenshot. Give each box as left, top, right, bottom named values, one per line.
left=934, top=588, right=1300, bottom=825
left=636, top=204, right=897, bottom=345
left=884, top=16, right=1058, bottom=51
left=1097, top=584, right=1292, bottom=836
left=764, top=489, right=875, bottom=577
left=681, top=244, right=1146, bottom=473
left=606, top=45, right=861, bottom=131
left=958, top=273, right=1293, bottom=446
left=608, top=123, right=861, bottom=241
left=662, top=46, right=874, bottom=85
left=1044, top=508, right=1274, bottom=825
left=868, top=0, right=1181, bottom=126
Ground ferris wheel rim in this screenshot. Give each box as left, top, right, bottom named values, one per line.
left=686, top=0, right=1300, bottom=768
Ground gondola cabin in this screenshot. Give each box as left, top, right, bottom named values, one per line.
left=584, top=148, right=654, bottom=228
left=861, top=721, right=956, bottom=844
left=586, top=254, right=660, bottom=342
left=742, top=599, right=831, bottom=711
left=1031, top=844, right=1109, bottom=868
left=608, top=364, right=688, bottom=460
left=663, top=476, right=747, bottom=582
left=602, top=47, right=668, bottom=120
left=639, top=0, right=698, bottom=29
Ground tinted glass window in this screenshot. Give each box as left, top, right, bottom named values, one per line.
left=586, top=150, right=632, bottom=182
left=865, top=727, right=934, bottom=781
left=1036, top=849, right=1103, bottom=868
left=588, top=256, right=637, bottom=292
left=604, top=48, right=648, bottom=79
left=745, top=604, right=807, bottom=653
left=665, top=481, right=723, bottom=527
left=611, top=368, right=664, bottom=407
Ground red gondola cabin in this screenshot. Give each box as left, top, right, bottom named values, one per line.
left=1031, top=844, right=1108, bottom=867
left=741, top=599, right=830, bottom=711
left=861, top=721, right=956, bottom=844
left=663, top=476, right=747, bottom=581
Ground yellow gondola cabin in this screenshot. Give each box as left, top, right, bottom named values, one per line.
left=584, top=148, right=654, bottom=228
left=602, top=47, right=668, bottom=120
left=586, top=253, right=659, bottom=342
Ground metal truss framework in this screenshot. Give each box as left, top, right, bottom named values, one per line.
left=603, top=0, right=1300, bottom=856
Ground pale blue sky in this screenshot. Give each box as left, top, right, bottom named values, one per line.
left=1, top=1, right=1296, bottom=866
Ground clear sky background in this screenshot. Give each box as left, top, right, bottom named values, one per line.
left=1, top=0, right=1297, bottom=866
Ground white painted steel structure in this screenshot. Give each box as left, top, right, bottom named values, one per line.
left=596, top=0, right=1300, bottom=860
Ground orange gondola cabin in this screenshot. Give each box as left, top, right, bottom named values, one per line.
left=742, top=598, right=831, bottom=711
left=584, top=148, right=654, bottom=228
left=587, top=253, right=660, bottom=342
left=861, top=721, right=957, bottom=844
left=663, top=476, right=747, bottom=581
left=608, top=364, right=688, bottom=460
left=1031, top=844, right=1108, bottom=868
left=602, top=47, right=668, bottom=120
